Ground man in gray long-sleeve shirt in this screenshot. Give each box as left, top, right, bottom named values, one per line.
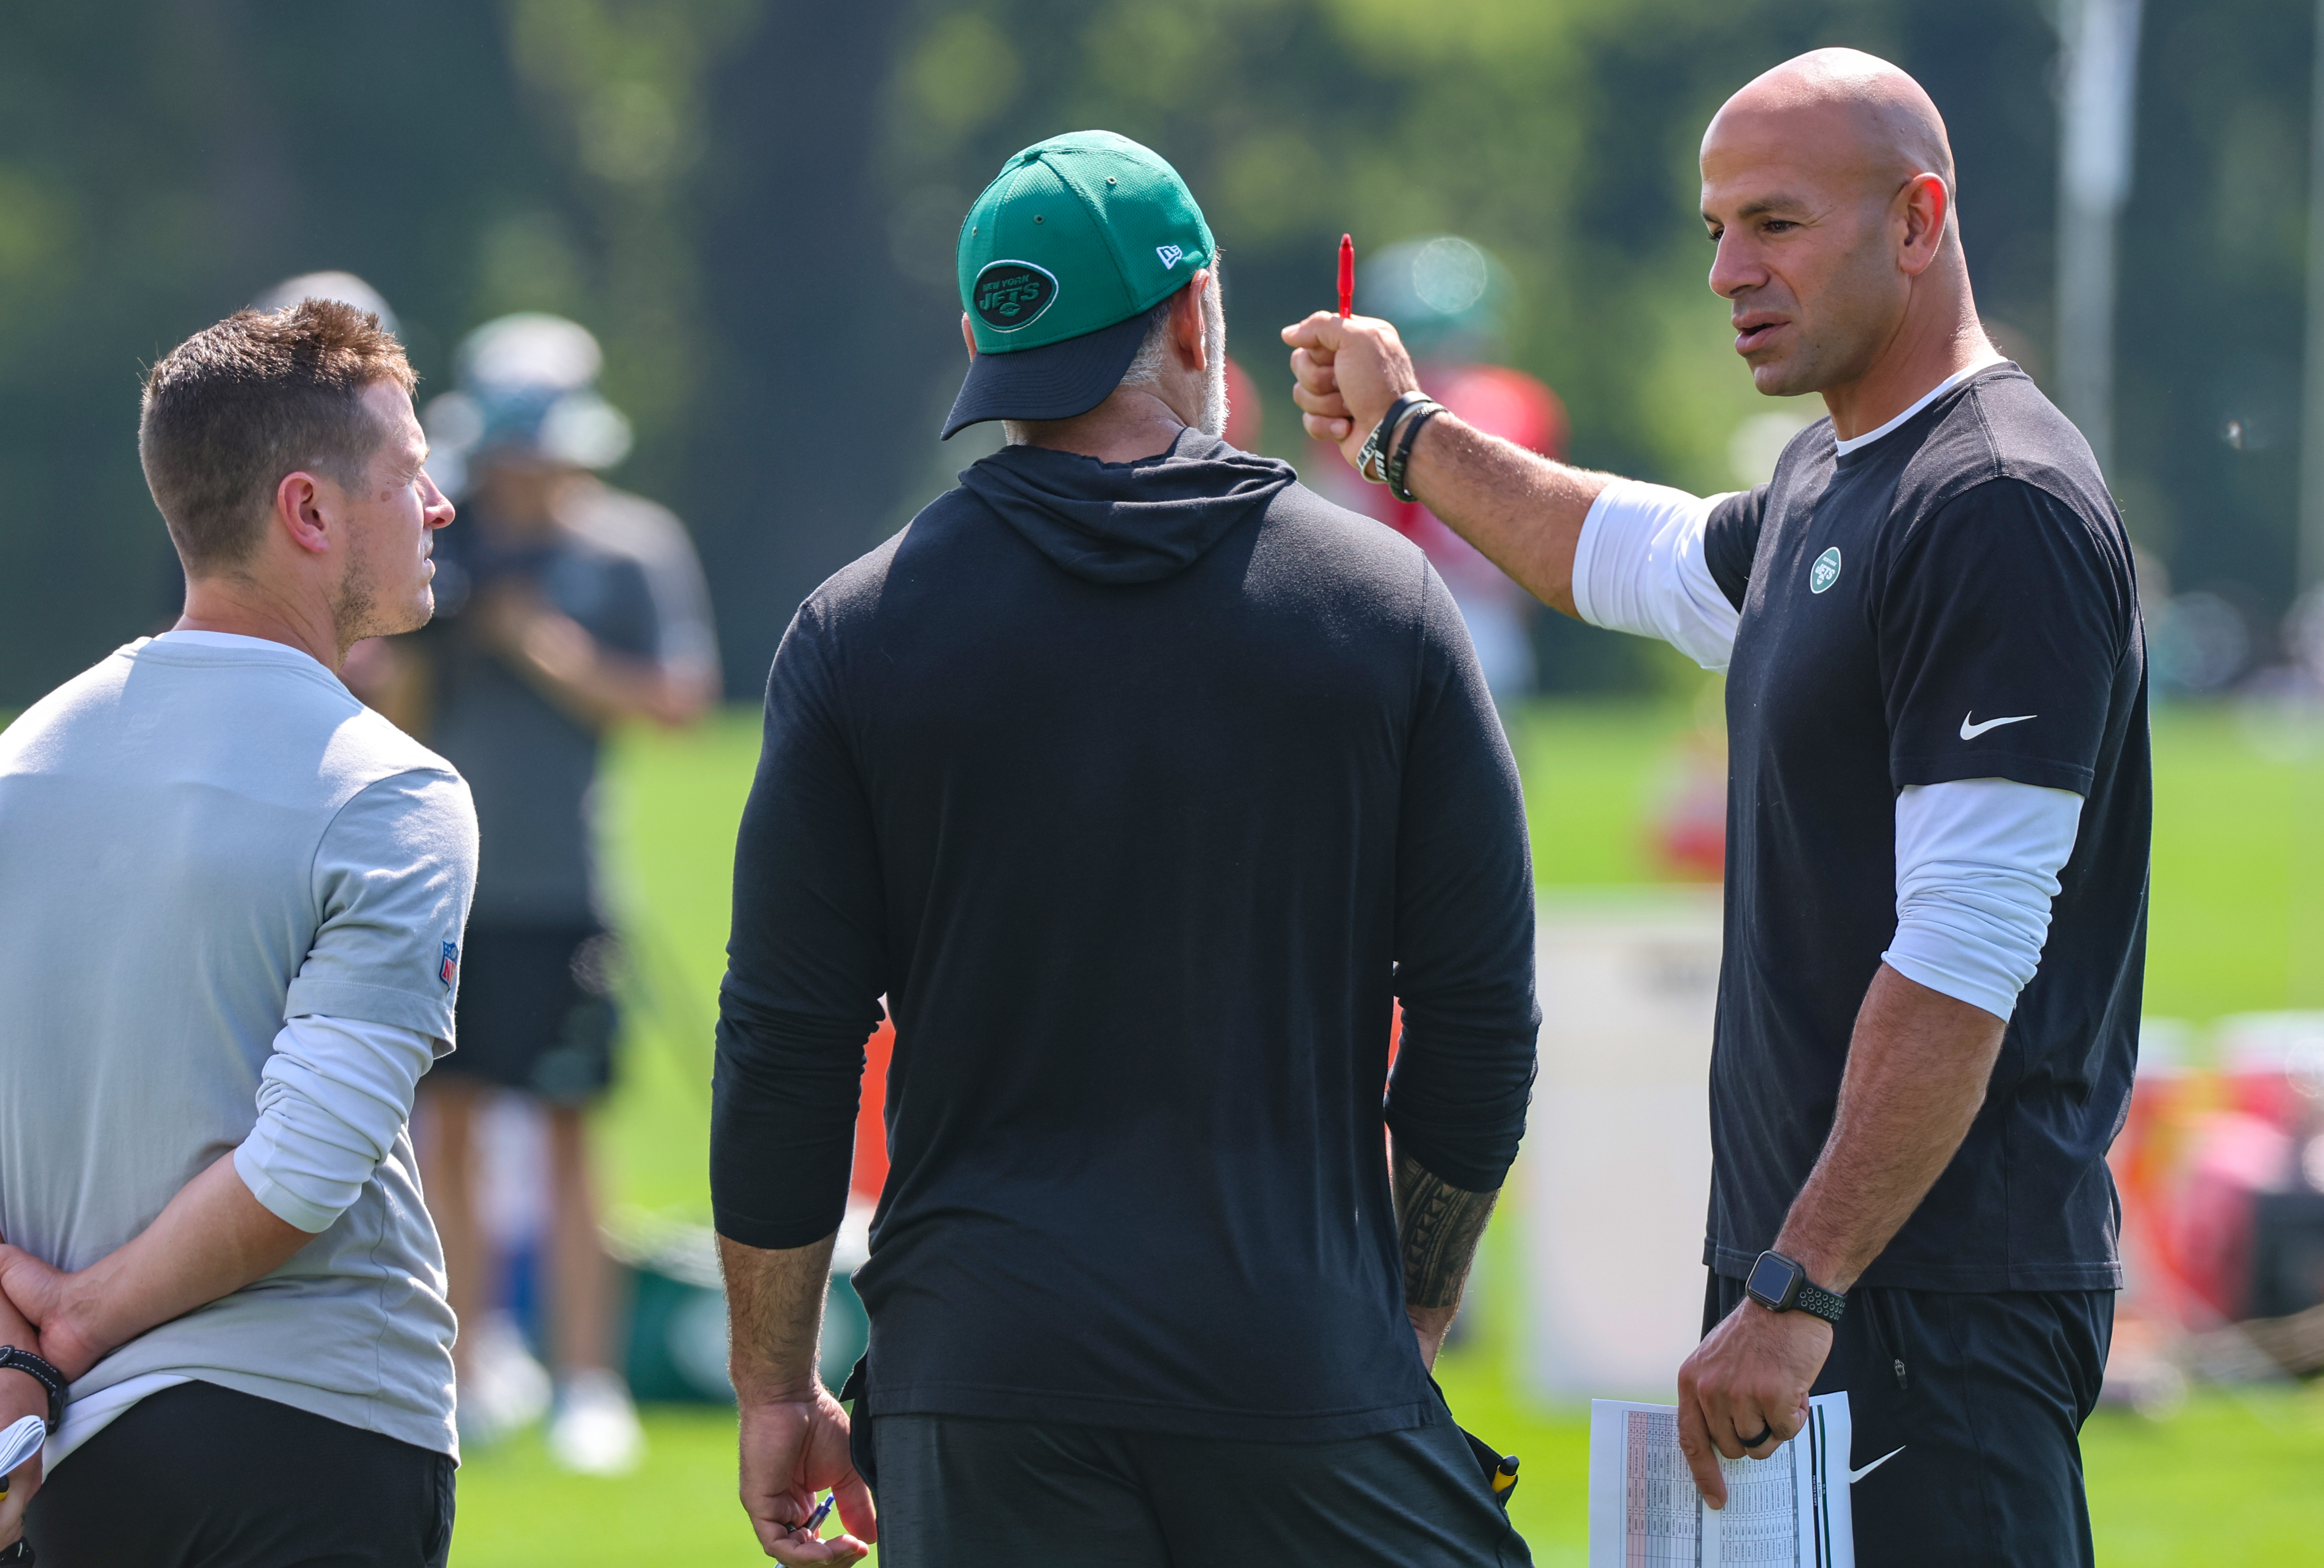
left=711, top=131, right=1539, bottom=1568
left=0, top=299, right=472, bottom=1565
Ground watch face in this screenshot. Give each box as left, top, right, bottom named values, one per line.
left=1747, top=1252, right=1798, bottom=1307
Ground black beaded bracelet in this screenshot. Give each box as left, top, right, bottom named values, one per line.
left=0, top=1346, right=66, bottom=1432
left=1384, top=401, right=1445, bottom=503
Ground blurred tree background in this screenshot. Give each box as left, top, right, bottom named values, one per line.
left=0, top=0, right=2302, bottom=702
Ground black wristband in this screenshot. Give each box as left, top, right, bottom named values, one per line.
left=1792, top=1280, right=1848, bottom=1324
left=1355, top=391, right=1431, bottom=485
left=0, top=1346, right=66, bottom=1432
left=1385, top=401, right=1445, bottom=503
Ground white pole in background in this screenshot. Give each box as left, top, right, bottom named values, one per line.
left=2056, top=0, right=2144, bottom=478
left=2300, top=0, right=2324, bottom=589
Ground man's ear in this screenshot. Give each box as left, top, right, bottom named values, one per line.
left=273, top=470, right=334, bottom=557
left=1172, top=271, right=1212, bottom=373
left=1896, top=173, right=1950, bottom=277
left=960, top=312, right=977, bottom=362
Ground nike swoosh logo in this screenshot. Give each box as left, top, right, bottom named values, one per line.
left=1849, top=1445, right=1907, bottom=1484
left=1960, top=712, right=2036, bottom=740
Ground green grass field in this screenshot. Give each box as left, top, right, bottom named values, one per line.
left=447, top=692, right=2324, bottom=1564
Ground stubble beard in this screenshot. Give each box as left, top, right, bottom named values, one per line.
left=1751, top=229, right=1894, bottom=399
left=1196, top=281, right=1230, bottom=439
left=331, top=523, right=432, bottom=650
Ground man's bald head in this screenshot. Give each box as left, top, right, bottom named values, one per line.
left=1711, top=48, right=1955, bottom=199
left=1700, top=50, right=1979, bottom=400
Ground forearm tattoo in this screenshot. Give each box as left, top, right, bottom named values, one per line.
left=1392, top=1151, right=1500, bottom=1310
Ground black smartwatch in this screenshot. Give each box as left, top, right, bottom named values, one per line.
left=0, top=1346, right=66, bottom=1432
left=1744, top=1251, right=1847, bottom=1324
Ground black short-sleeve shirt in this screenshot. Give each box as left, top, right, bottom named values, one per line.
left=1701, top=364, right=2150, bottom=1293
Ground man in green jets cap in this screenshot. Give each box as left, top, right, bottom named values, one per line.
left=938, top=129, right=1224, bottom=439
left=711, top=130, right=1539, bottom=1566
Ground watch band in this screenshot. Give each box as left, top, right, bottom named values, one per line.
left=1792, top=1280, right=1848, bottom=1324
left=0, top=1345, right=66, bottom=1431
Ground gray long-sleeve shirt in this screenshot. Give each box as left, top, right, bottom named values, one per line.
left=0, top=633, right=476, bottom=1463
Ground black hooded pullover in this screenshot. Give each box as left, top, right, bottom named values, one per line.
left=713, top=429, right=1538, bottom=1440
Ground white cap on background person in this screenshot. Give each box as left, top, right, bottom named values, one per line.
left=251, top=270, right=399, bottom=336
left=422, top=313, right=633, bottom=496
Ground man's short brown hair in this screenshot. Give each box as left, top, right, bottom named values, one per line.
left=139, top=299, right=417, bottom=575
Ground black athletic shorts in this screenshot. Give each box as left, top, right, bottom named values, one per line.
left=26, top=1380, right=454, bottom=1567
left=867, top=1397, right=1531, bottom=1567
left=1704, top=1272, right=2113, bottom=1568
left=435, top=922, right=619, bottom=1104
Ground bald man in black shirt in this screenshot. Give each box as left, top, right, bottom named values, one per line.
left=1291, top=47, right=2146, bottom=1568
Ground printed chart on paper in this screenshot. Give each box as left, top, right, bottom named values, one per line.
left=1587, top=1392, right=1889, bottom=1568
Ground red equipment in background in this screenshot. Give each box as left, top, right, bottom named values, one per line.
left=1369, top=363, right=1567, bottom=555
left=1304, top=360, right=1566, bottom=702
left=852, top=1017, right=895, bottom=1204
left=1223, top=356, right=1263, bottom=453
left=2098, top=1015, right=2324, bottom=1395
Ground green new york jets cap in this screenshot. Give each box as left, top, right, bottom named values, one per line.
left=942, top=129, right=1216, bottom=439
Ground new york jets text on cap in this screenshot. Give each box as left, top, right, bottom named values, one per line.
left=942, top=130, right=1217, bottom=439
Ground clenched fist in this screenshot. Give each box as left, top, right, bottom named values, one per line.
left=1280, top=312, right=1423, bottom=469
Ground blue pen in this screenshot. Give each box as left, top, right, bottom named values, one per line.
left=800, top=1493, right=836, bottom=1534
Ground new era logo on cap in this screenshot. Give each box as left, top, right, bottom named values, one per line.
left=1156, top=245, right=1185, bottom=270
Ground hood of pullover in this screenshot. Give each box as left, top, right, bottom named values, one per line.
left=957, top=428, right=1297, bottom=585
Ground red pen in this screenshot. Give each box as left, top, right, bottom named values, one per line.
left=1337, top=233, right=1354, bottom=317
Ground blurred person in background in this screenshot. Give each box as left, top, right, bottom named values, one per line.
left=390, top=314, right=717, bottom=1474
left=254, top=269, right=400, bottom=331
left=713, top=130, right=1536, bottom=1568
left=1291, top=47, right=2148, bottom=1567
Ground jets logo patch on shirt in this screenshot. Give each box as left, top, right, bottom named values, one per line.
left=1809, top=547, right=1843, bottom=594
left=438, top=940, right=459, bottom=991
left=972, top=260, right=1058, bottom=331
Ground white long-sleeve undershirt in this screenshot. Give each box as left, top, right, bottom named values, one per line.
left=233, top=1014, right=436, bottom=1234
left=1883, top=779, right=2082, bottom=1019
left=1569, top=480, right=1742, bottom=674
left=1570, top=476, right=2081, bottom=1021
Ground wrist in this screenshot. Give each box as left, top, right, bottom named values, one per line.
left=1744, top=1248, right=1849, bottom=1325
left=0, top=1347, right=67, bottom=1431
left=51, top=1269, right=115, bottom=1369
left=1771, top=1241, right=1854, bottom=1295
left=0, top=1368, right=42, bottom=1418
left=729, top=1366, right=824, bottom=1406
left=1355, top=391, right=1432, bottom=484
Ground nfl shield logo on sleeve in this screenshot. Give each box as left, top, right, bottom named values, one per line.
left=438, top=940, right=459, bottom=991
